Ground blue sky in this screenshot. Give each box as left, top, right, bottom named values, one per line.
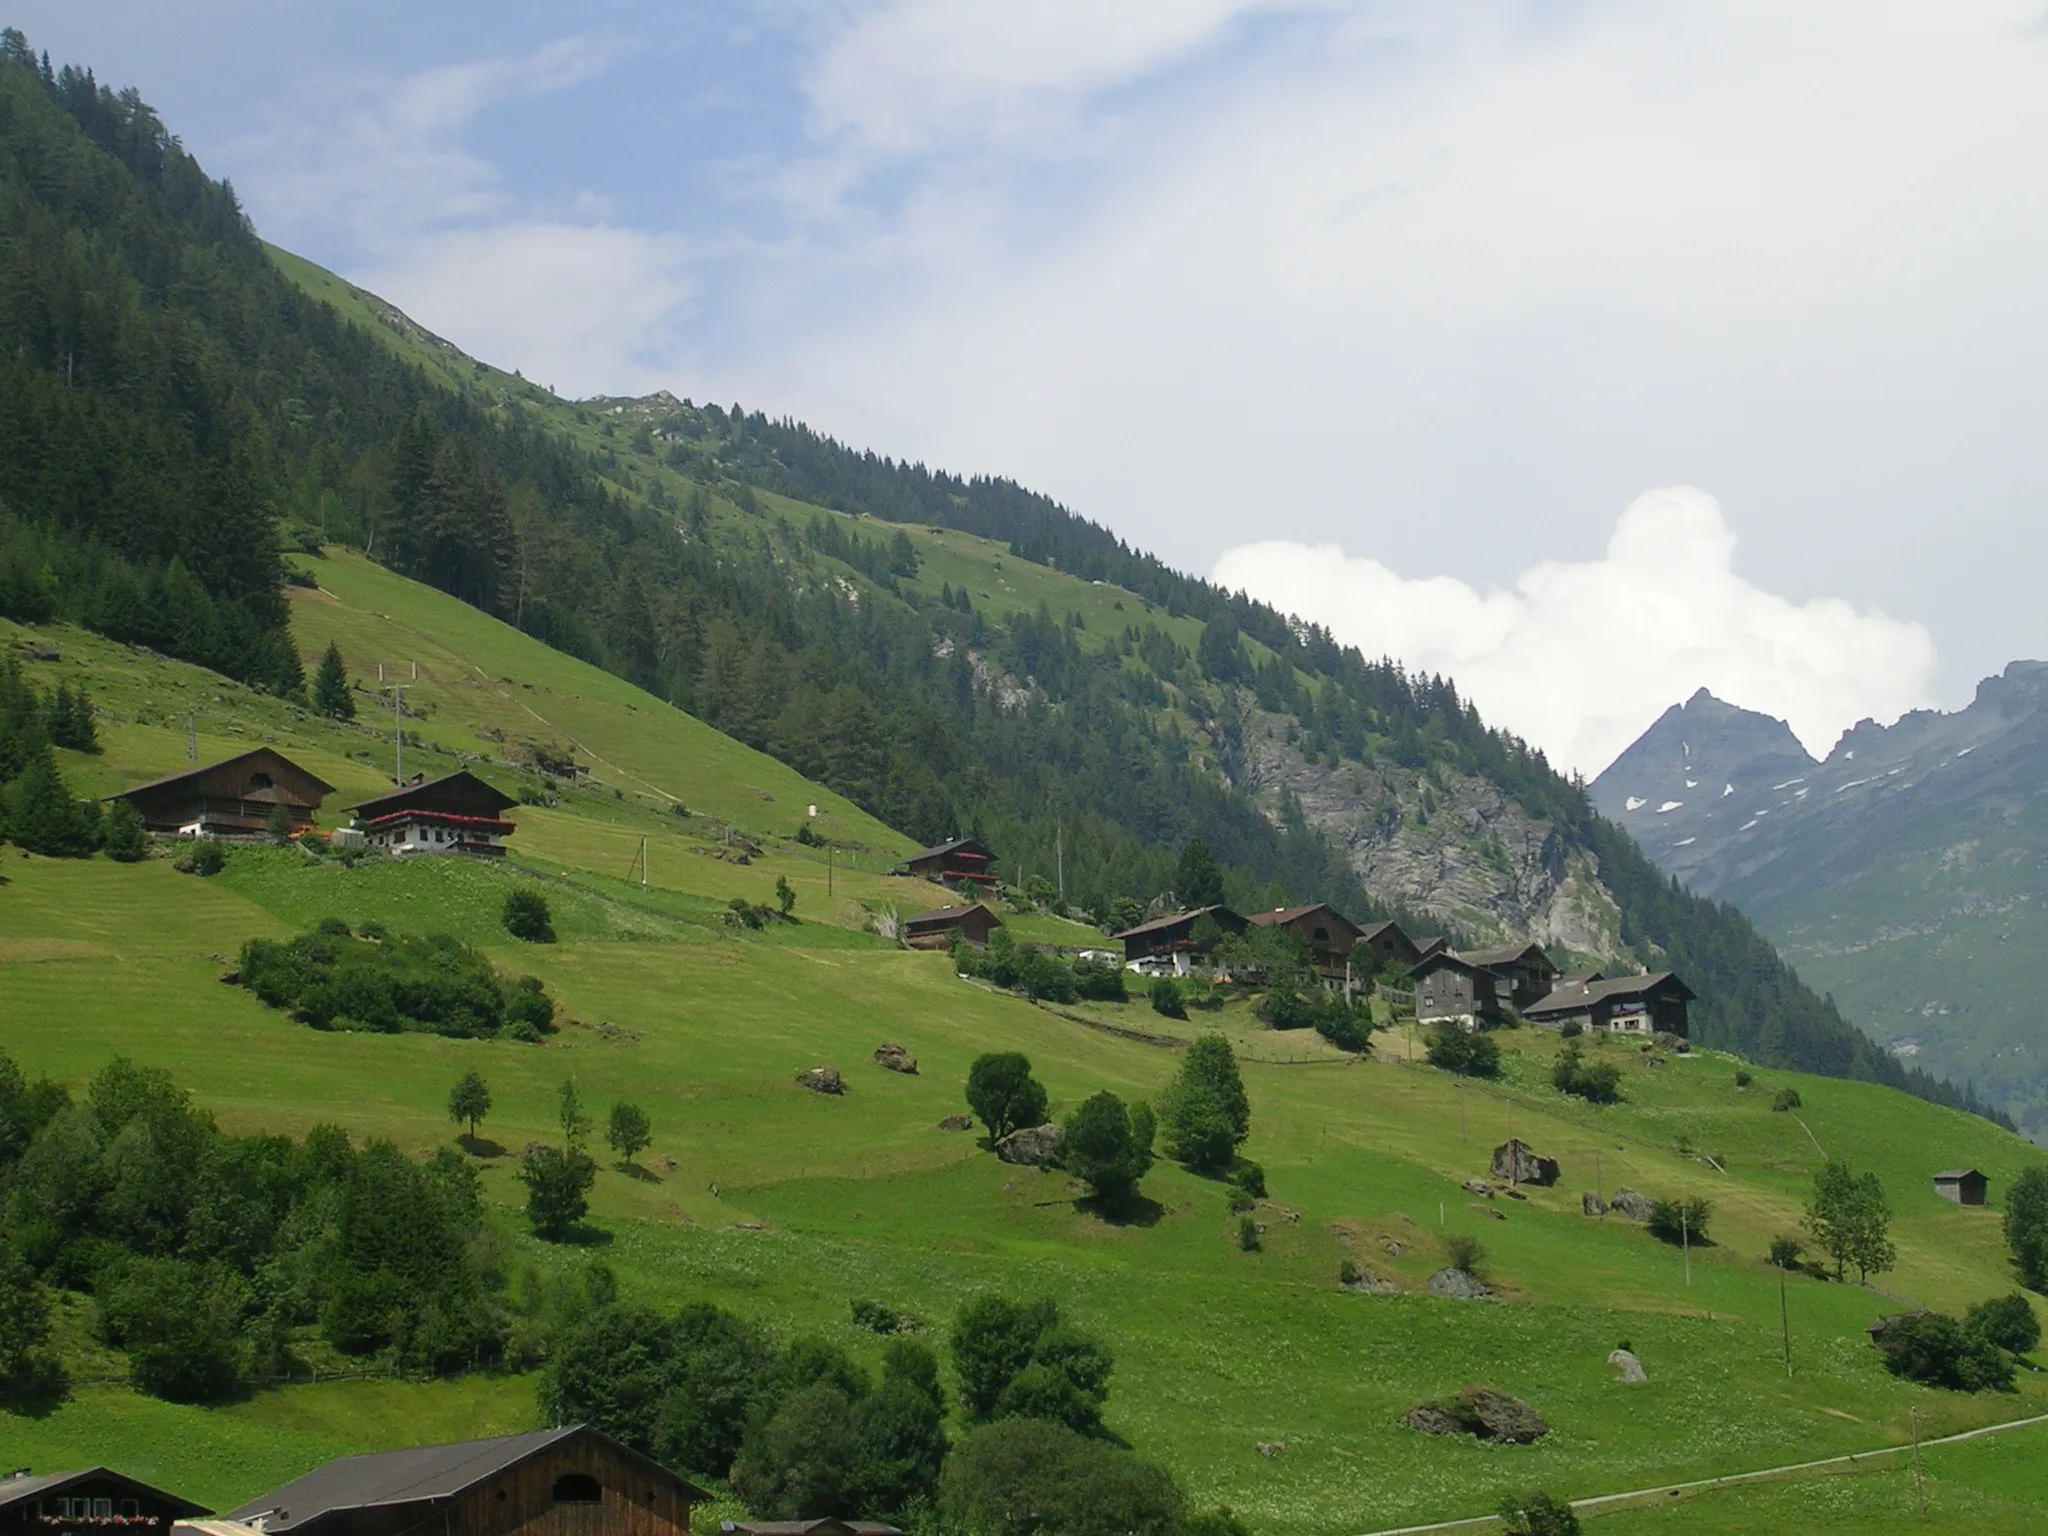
left=25, top=3, right=2048, bottom=770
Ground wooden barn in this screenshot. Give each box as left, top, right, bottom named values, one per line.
left=2, top=1468, right=208, bottom=1536
left=1461, top=942, right=1562, bottom=1012
left=1411, top=950, right=1504, bottom=1031
left=890, top=837, right=997, bottom=889
left=903, top=903, right=1004, bottom=948
left=112, top=749, right=335, bottom=838
left=350, top=771, right=518, bottom=857
left=1933, top=1168, right=1989, bottom=1206
left=1354, top=919, right=1423, bottom=973
left=1114, top=905, right=1248, bottom=973
left=1246, top=903, right=1364, bottom=976
left=227, top=1427, right=707, bottom=1536
left=1524, top=972, right=1694, bottom=1038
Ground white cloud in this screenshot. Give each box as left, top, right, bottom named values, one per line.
left=355, top=224, right=694, bottom=400
left=1212, top=487, right=1937, bottom=777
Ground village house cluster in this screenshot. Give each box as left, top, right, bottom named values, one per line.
left=109, top=749, right=520, bottom=858
left=889, top=838, right=1694, bottom=1038
left=0, top=1430, right=890, bottom=1536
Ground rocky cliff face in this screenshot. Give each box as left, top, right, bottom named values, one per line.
left=1239, top=710, right=1632, bottom=964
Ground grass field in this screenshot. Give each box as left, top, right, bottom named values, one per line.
left=4, top=550, right=2047, bottom=1534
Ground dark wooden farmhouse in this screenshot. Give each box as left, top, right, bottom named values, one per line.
left=350, top=771, right=518, bottom=857
left=228, top=1427, right=706, bottom=1536
left=112, top=749, right=334, bottom=839
left=1462, top=942, right=1562, bottom=1012
left=1523, top=972, right=1694, bottom=1038
left=890, top=837, right=997, bottom=889
left=1933, top=1168, right=1989, bottom=1206
left=1411, top=950, right=1504, bottom=1031
left=903, top=903, right=1003, bottom=949
left=1246, top=903, right=1364, bottom=976
left=1355, top=919, right=1423, bottom=972
left=1113, top=905, right=1248, bottom=973
left=2, top=1468, right=208, bottom=1536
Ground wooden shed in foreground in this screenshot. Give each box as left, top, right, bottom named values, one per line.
left=228, top=1426, right=707, bottom=1536
left=2, top=1468, right=209, bottom=1536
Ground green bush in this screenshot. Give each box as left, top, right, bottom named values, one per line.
left=965, top=1052, right=1049, bottom=1143
left=1768, top=1234, right=1802, bottom=1269
left=518, top=1144, right=597, bottom=1239
left=1499, top=1489, right=1581, bottom=1536
left=1771, top=1087, right=1802, bottom=1112
left=1149, top=975, right=1187, bottom=1018
left=101, top=799, right=148, bottom=862
left=503, top=887, right=556, bottom=942
left=238, top=926, right=553, bottom=1038
left=1161, top=1035, right=1250, bottom=1174
left=1647, top=1196, right=1711, bottom=1246
left=939, top=1418, right=1184, bottom=1536
left=188, top=839, right=227, bottom=876
left=2007, top=1167, right=2048, bottom=1292
left=1552, top=1041, right=1622, bottom=1104
left=1062, top=1092, right=1154, bottom=1206
left=1875, top=1310, right=2016, bottom=1392
left=96, top=1256, right=248, bottom=1402
left=949, top=1294, right=1113, bottom=1434
left=1426, top=1023, right=1501, bottom=1078
left=1967, top=1293, right=2041, bottom=1356
left=1442, top=1232, right=1485, bottom=1273
left=1237, top=1217, right=1261, bottom=1252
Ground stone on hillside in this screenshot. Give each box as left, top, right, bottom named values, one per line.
left=874, top=1043, right=919, bottom=1074
left=1608, top=1349, right=1647, bottom=1382
left=1463, top=1179, right=1494, bottom=1197
left=1344, top=1269, right=1396, bottom=1294
left=796, top=1066, right=843, bottom=1095
left=938, top=1113, right=975, bottom=1131
left=1609, top=1187, right=1655, bottom=1221
left=995, top=1123, right=1063, bottom=1166
left=1582, top=1191, right=1607, bottom=1216
left=1404, top=1403, right=1462, bottom=1435
left=1491, top=1138, right=1560, bottom=1187
left=1427, top=1267, right=1492, bottom=1299
left=1457, top=1387, right=1549, bottom=1443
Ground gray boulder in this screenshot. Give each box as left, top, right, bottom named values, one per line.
left=1582, top=1191, right=1607, bottom=1216
left=1426, top=1267, right=1492, bottom=1299
left=1404, top=1388, right=1548, bottom=1443
left=1610, top=1186, right=1655, bottom=1221
left=995, top=1123, right=1063, bottom=1166
left=937, top=1113, right=975, bottom=1131
left=1608, top=1348, right=1647, bottom=1383
left=1491, top=1138, right=1559, bottom=1187
left=874, top=1043, right=919, bottom=1074
left=796, top=1066, right=843, bottom=1095
left=1404, top=1403, right=1462, bottom=1435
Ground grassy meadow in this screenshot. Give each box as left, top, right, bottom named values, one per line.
left=2, top=554, right=2046, bottom=1535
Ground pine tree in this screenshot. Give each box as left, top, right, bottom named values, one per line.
left=312, top=642, right=355, bottom=720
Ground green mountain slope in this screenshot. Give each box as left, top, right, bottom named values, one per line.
left=4, top=533, right=2047, bottom=1535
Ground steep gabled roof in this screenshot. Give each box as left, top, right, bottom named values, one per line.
left=0, top=1469, right=209, bottom=1519
left=1461, top=942, right=1555, bottom=969
left=1525, top=972, right=1695, bottom=1016
left=1933, top=1168, right=1986, bottom=1181
left=349, top=769, right=516, bottom=819
left=112, top=748, right=336, bottom=802
left=1110, top=904, right=1242, bottom=940
left=227, top=1427, right=706, bottom=1533
left=902, top=837, right=990, bottom=862
left=905, top=903, right=1001, bottom=928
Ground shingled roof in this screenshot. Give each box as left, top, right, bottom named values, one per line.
left=228, top=1428, right=706, bottom=1533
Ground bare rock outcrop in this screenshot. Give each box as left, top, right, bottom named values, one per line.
left=1609, top=1187, right=1655, bottom=1221
left=1491, top=1139, right=1560, bottom=1187
left=796, top=1066, right=843, bottom=1095
left=1427, top=1267, right=1492, bottom=1299
left=1405, top=1387, right=1548, bottom=1443
left=874, top=1043, right=918, bottom=1074
left=994, top=1124, right=1063, bottom=1166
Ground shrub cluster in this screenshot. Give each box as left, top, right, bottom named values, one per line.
left=953, top=929, right=1127, bottom=1003
left=1874, top=1309, right=2019, bottom=1392
left=238, top=923, right=556, bottom=1038
left=1646, top=1196, right=1711, bottom=1246
left=1426, top=1023, right=1502, bottom=1078
left=1552, top=1041, right=1622, bottom=1104
left=0, top=658, right=104, bottom=856
left=0, top=1052, right=509, bottom=1404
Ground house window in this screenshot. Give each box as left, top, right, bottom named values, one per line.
left=552, top=1474, right=602, bottom=1504
left=121, top=1502, right=140, bottom=1518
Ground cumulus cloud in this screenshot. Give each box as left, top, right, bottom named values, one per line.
left=1212, top=487, right=1937, bottom=777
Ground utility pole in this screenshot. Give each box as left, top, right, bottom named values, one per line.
left=1056, top=821, right=1064, bottom=906
left=637, top=835, right=648, bottom=889
left=1911, top=1407, right=1925, bottom=1516
left=1682, top=1205, right=1692, bottom=1287
left=1596, top=1150, right=1604, bottom=1207
left=827, top=846, right=833, bottom=897
left=1780, top=1266, right=1793, bottom=1378
left=187, top=712, right=197, bottom=762
left=390, top=684, right=412, bottom=784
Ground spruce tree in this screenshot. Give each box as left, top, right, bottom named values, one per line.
left=312, top=642, right=355, bottom=720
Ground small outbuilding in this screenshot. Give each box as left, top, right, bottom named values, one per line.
left=351, top=770, right=518, bottom=857
left=228, top=1426, right=708, bottom=1536
left=1933, top=1168, right=1989, bottom=1207
left=904, top=903, right=1003, bottom=948
left=112, top=748, right=335, bottom=838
